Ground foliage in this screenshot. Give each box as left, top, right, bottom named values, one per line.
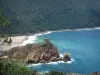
left=0, top=8, right=11, bottom=37
left=0, top=15, right=10, bottom=26
left=0, top=9, right=10, bottom=26
left=44, top=70, right=66, bottom=75
left=2, top=0, right=100, bottom=35
left=0, top=59, right=36, bottom=75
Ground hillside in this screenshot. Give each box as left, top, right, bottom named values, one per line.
left=1, top=0, right=100, bottom=34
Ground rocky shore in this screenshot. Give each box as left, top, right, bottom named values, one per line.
left=1, top=38, right=70, bottom=64
left=0, top=38, right=99, bottom=75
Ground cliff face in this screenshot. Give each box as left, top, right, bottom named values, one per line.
left=3, top=39, right=61, bottom=63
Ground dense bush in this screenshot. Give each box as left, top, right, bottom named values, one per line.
left=45, top=70, right=66, bottom=75
left=0, top=8, right=11, bottom=36
left=0, top=59, right=36, bottom=75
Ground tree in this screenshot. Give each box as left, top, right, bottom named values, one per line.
left=0, top=8, right=11, bottom=37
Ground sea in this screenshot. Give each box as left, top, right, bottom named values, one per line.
left=21, top=28, right=100, bottom=74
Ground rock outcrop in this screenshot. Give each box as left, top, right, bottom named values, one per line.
left=63, top=53, right=71, bottom=62
left=2, top=38, right=61, bottom=63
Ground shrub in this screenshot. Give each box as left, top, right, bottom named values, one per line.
left=45, top=70, right=66, bottom=75
left=0, top=59, right=36, bottom=75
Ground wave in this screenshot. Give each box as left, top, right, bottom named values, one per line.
left=60, top=54, right=64, bottom=57
left=20, top=31, right=52, bottom=46
left=40, top=27, right=100, bottom=35
left=20, top=35, right=37, bottom=46
left=47, top=27, right=100, bottom=33
left=20, top=27, right=100, bottom=46
left=36, top=27, right=100, bottom=36
left=27, top=58, right=75, bottom=68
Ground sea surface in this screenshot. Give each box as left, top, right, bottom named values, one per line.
left=24, top=29, right=100, bottom=74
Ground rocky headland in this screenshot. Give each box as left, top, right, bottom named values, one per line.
left=1, top=38, right=70, bottom=64
left=1, top=38, right=100, bottom=75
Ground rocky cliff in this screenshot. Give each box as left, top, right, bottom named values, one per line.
left=2, top=38, right=63, bottom=63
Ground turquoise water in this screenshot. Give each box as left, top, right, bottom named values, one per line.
left=29, top=29, right=100, bottom=74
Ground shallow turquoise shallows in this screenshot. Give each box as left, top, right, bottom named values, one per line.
left=28, top=29, right=100, bottom=74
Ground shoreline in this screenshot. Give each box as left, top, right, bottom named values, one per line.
left=1, top=26, right=100, bottom=51
left=27, top=58, right=74, bottom=67
left=20, top=26, right=100, bottom=46
left=0, top=27, right=100, bottom=74
left=7, top=26, right=100, bottom=37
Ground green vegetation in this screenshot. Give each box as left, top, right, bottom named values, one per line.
left=45, top=70, right=66, bottom=75
left=0, top=8, right=10, bottom=38
left=2, top=0, right=100, bottom=35
left=0, top=8, right=10, bottom=26
left=0, top=59, right=36, bottom=75
left=0, top=59, right=65, bottom=75
left=0, top=15, right=10, bottom=26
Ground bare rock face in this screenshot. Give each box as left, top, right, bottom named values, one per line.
left=3, top=38, right=60, bottom=63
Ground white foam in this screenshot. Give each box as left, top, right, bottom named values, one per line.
left=20, top=31, right=53, bottom=46
left=47, top=61, right=65, bottom=65
left=37, top=27, right=100, bottom=36
left=27, top=58, right=75, bottom=68
left=67, top=59, right=75, bottom=64
left=27, top=63, right=43, bottom=67
left=44, top=31, right=52, bottom=34
left=40, top=71, right=49, bottom=74
left=54, top=27, right=100, bottom=32
left=48, top=59, right=75, bottom=65
left=20, top=27, right=100, bottom=46
left=20, top=35, right=37, bottom=46
left=60, top=54, right=64, bottom=57
left=44, top=27, right=100, bottom=33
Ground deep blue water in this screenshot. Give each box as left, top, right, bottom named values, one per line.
left=28, top=29, right=100, bottom=74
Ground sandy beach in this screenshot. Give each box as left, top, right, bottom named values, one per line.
left=0, top=35, right=28, bottom=51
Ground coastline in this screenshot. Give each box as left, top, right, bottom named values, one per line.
left=1, top=27, right=100, bottom=51
left=27, top=58, right=74, bottom=67
left=20, top=26, right=100, bottom=46
left=0, top=27, right=100, bottom=74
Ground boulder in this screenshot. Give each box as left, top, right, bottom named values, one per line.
left=27, top=60, right=36, bottom=64
left=39, top=60, right=46, bottom=63
left=40, top=53, right=50, bottom=60
left=49, top=57, right=58, bottom=62
left=63, top=53, right=71, bottom=62
left=56, top=57, right=63, bottom=61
